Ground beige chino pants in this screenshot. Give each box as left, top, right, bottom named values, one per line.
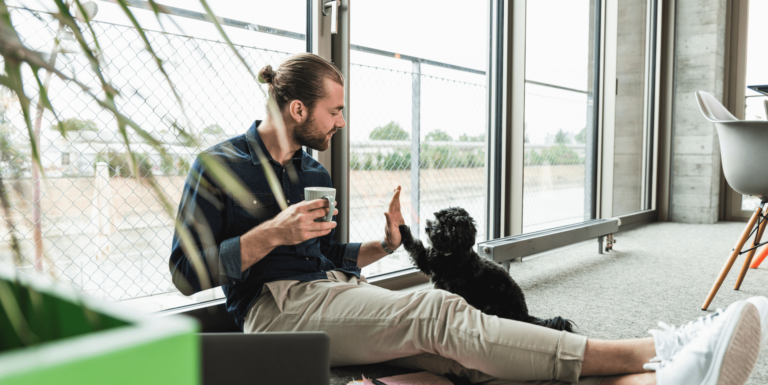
left=243, top=271, right=602, bottom=385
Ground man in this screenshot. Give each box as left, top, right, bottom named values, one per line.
left=170, top=53, right=765, bottom=385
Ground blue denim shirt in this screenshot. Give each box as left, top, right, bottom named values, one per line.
left=169, top=121, right=362, bottom=329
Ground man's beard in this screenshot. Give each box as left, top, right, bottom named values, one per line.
left=293, top=113, right=335, bottom=151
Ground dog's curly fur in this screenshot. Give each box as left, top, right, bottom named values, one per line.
left=398, top=207, right=575, bottom=332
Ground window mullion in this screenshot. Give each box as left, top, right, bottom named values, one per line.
left=330, top=0, right=351, bottom=243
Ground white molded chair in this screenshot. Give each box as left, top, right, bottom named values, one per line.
left=696, top=90, right=768, bottom=310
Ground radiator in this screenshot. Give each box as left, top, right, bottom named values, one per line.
left=476, top=218, right=620, bottom=269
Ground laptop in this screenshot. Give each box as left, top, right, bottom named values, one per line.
left=200, top=332, right=330, bottom=385
left=748, top=84, right=768, bottom=96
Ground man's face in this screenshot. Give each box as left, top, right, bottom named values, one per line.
left=293, top=79, right=345, bottom=151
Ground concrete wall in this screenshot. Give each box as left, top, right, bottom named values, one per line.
left=670, top=0, right=728, bottom=223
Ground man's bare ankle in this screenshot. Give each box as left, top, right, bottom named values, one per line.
left=599, top=372, right=655, bottom=385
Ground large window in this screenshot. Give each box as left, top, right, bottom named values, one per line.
left=349, top=0, right=490, bottom=277
left=523, top=0, right=598, bottom=232
left=0, top=1, right=306, bottom=308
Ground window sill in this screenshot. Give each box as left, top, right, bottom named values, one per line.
left=121, top=287, right=226, bottom=314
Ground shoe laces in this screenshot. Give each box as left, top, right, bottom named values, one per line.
left=646, top=357, right=677, bottom=372
left=649, top=308, right=725, bottom=363
left=643, top=357, right=662, bottom=371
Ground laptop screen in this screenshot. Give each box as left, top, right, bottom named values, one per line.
left=748, top=85, right=768, bottom=96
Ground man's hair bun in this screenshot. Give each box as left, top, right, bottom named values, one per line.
left=257, top=53, right=344, bottom=110
left=258, top=65, right=276, bottom=84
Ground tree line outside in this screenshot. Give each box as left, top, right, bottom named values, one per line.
left=525, top=126, right=586, bottom=167
left=351, top=121, right=587, bottom=171
left=2, top=117, right=590, bottom=177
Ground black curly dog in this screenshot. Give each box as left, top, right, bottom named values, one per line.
left=398, top=207, right=575, bottom=332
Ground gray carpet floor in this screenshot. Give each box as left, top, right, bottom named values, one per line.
left=331, top=221, right=768, bottom=384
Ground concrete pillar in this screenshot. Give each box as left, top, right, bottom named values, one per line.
left=669, top=0, right=728, bottom=223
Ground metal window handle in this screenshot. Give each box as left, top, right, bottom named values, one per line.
left=323, top=0, right=340, bottom=34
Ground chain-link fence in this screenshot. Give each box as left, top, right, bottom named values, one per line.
left=0, top=7, right=293, bottom=301
left=349, top=63, right=488, bottom=276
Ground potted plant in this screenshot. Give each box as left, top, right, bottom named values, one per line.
left=0, top=268, right=199, bottom=385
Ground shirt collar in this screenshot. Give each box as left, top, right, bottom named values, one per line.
left=245, top=120, right=306, bottom=169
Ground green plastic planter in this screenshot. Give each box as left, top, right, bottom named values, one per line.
left=0, top=268, right=199, bottom=385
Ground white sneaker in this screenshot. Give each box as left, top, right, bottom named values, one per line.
left=646, top=296, right=768, bottom=371
left=648, top=308, right=727, bottom=365
left=655, top=301, right=761, bottom=385
left=745, top=296, right=768, bottom=348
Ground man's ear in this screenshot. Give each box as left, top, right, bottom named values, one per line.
left=289, top=100, right=306, bottom=124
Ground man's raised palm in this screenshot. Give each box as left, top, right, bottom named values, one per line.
left=384, top=186, right=405, bottom=249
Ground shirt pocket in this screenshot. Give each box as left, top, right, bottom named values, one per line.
left=232, top=192, right=277, bottom=222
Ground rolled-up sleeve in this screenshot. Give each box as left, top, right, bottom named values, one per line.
left=219, top=236, right=248, bottom=282
left=169, top=157, right=248, bottom=295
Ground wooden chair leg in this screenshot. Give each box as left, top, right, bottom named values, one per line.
left=735, top=207, right=767, bottom=290
left=702, top=207, right=762, bottom=310
left=750, top=244, right=768, bottom=269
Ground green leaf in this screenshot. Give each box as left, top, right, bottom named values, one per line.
left=0, top=279, right=36, bottom=346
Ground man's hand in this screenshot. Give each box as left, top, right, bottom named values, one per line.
left=383, top=186, right=405, bottom=250
left=240, top=199, right=338, bottom=272
left=269, top=199, right=339, bottom=245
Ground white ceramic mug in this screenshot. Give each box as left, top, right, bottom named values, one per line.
left=304, top=187, right=336, bottom=222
